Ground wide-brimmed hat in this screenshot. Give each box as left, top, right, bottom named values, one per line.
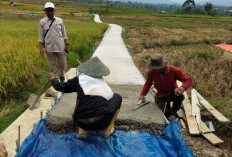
left=149, top=54, right=168, bottom=69
left=78, top=57, right=110, bottom=77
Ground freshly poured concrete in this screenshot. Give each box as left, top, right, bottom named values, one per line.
left=46, top=93, right=77, bottom=133
left=46, top=19, right=166, bottom=134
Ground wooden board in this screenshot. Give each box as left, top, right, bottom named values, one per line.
left=177, top=81, right=200, bottom=135
left=191, top=89, right=201, bottom=124
left=199, top=120, right=211, bottom=133
left=180, top=119, right=186, bottom=129
left=177, top=108, right=186, bottom=120
left=196, top=92, right=230, bottom=123
left=182, top=92, right=200, bottom=135
left=202, top=133, right=223, bottom=145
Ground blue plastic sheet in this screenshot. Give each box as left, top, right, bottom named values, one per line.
left=15, top=118, right=195, bottom=157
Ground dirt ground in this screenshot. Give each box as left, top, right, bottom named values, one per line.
left=179, top=112, right=232, bottom=157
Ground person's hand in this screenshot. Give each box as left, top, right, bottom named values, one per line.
left=65, top=45, right=70, bottom=53
left=174, top=87, right=185, bottom=96
left=138, top=95, right=145, bottom=104
left=40, top=48, right=44, bottom=57
left=48, top=72, right=57, bottom=81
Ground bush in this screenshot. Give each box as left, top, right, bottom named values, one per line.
left=197, top=51, right=211, bottom=59
left=202, top=38, right=211, bottom=44
left=172, top=60, right=181, bottom=67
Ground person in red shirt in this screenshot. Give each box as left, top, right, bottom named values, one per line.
left=138, top=54, right=192, bottom=119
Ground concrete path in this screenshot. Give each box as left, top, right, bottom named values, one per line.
left=46, top=15, right=166, bottom=134
left=0, top=95, right=58, bottom=157
left=92, top=24, right=145, bottom=85
left=93, top=14, right=102, bottom=23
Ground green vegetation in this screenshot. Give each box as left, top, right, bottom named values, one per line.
left=0, top=19, right=107, bottom=99
left=0, top=0, right=108, bottom=133
left=98, top=5, right=232, bottom=120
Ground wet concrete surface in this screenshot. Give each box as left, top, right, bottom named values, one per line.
left=46, top=85, right=166, bottom=135
left=111, top=84, right=166, bottom=135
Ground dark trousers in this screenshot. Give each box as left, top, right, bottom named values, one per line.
left=155, top=93, right=184, bottom=117
left=77, top=93, right=122, bottom=131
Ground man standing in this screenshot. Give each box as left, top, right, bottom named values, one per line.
left=39, top=2, right=69, bottom=82
left=138, top=54, right=192, bottom=120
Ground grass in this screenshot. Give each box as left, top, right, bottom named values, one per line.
left=0, top=100, right=28, bottom=133
left=97, top=5, right=232, bottom=120
left=0, top=48, right=98, bottom=133
left=0, top=19, right=107, bottom=99
left=0, top=0, right=108, bottom=133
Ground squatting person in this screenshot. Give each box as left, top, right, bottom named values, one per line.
left=39, top=2, right=69, bottom=82
left=48, top=57, right=122, bottom=138
left=138, top=54, right=192, bottom=120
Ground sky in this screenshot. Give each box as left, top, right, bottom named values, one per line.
left=111, top=0, right=231, bottom=7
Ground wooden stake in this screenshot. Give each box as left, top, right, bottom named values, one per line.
left=180, top=119, right=186, bottom=129
left=18, top=125, right=20, bottom=147
left=40, top=111, right=43, bottom=121
left=16, top=140, right=20, bottom=155
left=77, top=59, right=81, bottom=64
left=33, top=123, right=36, bottom=135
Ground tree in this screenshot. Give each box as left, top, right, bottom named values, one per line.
left=182, top=0, right=195, bottom=14
left=182, top=0, right=195, bottom=8
left=204, top=2, right=213, bottom=15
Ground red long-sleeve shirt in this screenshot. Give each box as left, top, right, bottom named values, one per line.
left=140, top=65, right=192, bottom=98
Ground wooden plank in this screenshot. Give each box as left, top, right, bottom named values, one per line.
left=176, top=81, right=200, bottom=135
left=182, top=92, right=200, bottom=135
left=191, top=89, right=201, bottom=125
left=202, top=133, right=223, bottom=145
left=199, top=120, right=211, bottom=133
left=177, top=108, right=186, bottom=120
left=196, top=91, right=230, bottom=123
left=180, top=119, right=186, bottom=129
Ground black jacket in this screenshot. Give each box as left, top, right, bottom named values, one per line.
left=51, top=77, right=112, bottom=119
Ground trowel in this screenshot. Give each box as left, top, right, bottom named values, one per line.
left=132, top=100, right=151, bottom=111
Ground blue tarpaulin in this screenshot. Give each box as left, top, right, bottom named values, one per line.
left=15, top=118, right=195, bottom=157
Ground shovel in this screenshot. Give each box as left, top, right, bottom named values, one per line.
left=132, top=100, right=151, bottom=111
